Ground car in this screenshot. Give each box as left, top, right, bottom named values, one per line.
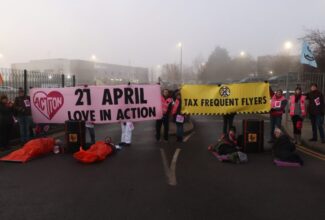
left=0, top=85, right=19, bottom=93
left=268, top=74, right=299, bottom=91
left=239, top=76, right=267, bottom=83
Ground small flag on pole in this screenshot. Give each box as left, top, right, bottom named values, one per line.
left=300, top=41, right=318, bottom=68
left=0, top=73, right=4, bottom=85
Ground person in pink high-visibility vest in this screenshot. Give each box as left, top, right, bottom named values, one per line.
left=172, top=92, right=185, bottom=142
left=289, top=87, right=306, bottom=145
left=269, top=89, right=287, bottom=143
left=156, top=89, right=173, bottom=142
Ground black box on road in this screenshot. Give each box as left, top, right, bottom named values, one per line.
left=242, top=119, right=264, bottom=153
left=65, top=120, right=86, bottom=153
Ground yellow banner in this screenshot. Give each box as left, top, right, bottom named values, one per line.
left=181, top=82, right=270, bottom=115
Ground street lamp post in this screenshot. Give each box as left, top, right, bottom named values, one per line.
left=284, top=41, right=293, bottom=127
left=177, top=42, right=183, bottom=83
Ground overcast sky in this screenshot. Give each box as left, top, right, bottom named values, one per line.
left=0, top=0, right=324, bottom=68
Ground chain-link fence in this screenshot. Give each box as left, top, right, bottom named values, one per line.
left=298, top=72, right=325, bottom=95
left=268, top=72, right=325, bottom=95
left=0, top=68, right=76, bottom=100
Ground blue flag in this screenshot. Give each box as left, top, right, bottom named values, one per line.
left=300, top=41, right=318, bottom=68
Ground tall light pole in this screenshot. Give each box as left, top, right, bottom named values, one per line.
left=177, top=42, right=183, bottom=83
left=91, top=54, right=97, bottom=85
left=283, top=40, right=293, bottom=127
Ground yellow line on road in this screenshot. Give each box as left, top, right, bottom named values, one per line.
left=296, top=145, right=325, bottom=161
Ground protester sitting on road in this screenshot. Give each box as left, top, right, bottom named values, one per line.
left=306, top=83, right=325, bottom=143
left=272, top=127, right=304, bottom=165
left=13, top=88, right=33, bottom=144
left=209, top=126, right=248, bottom=163
left=0, top=94, right=14, bottom=151
left=222, top=113, right=236, bottom=135
left=289, top=87, right=306, bottom=145
left=269, top=89, right=287, bottom=143
left=172, top=92, right=185, bottom=142
left=155, top=89, right=173, bottom=142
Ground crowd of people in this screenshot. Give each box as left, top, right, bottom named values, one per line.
left=0, top=88, right=34, bottom=151
left=1, top=83, right=324, bottom=166
left=210, top=83, right=325, bottom=165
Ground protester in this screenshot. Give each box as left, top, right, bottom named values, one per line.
left=222, top=113, right=236, bottom=135
left=13, top=88, right=32, bottom=143
left=85, top=121, right=96, bottom=144
left=120, top=121, right=134, bottom=146
left=156, top=89, right=173, bottom=142
left=172, top=92, right=185, bottom=142
left=209, top=126, right=248, bottom=163
left=73, top=140, right=115, bottom=164
left=289, top=87, right=306, bottom=145
left=306, top=83, right=325, bottom=143
left=272, top=128, right=304, bottom=165
left=0, top=137, right=60, bottom=163
left=269, top=89, right=287, bottom=143
left=0, top=95, right=14, bottom=151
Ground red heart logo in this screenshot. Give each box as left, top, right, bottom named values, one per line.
left=33, top=91, right=64, bottom=120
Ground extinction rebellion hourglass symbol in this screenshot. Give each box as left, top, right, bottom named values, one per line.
left=219, top=86, right=231, bottom=97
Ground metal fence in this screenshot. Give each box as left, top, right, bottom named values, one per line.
left=268, top=72, right=325, bottom=95
left=299, top=72, right=325, bottom=95
left=0, top=68, right=76, bottom=100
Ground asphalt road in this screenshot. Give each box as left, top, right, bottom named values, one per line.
left=0, top=115, right=325, bottom=220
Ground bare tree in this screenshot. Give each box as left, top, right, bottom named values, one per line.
left=160, top=64, right=181, bottom=83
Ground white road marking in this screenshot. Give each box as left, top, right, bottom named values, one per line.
left=159, top=147, right=182, bottom=186
left=169, top=148, right=181, bottom=186
left=160, top=148, right=171, bottom=181
left=183, top=131, right=195, bottom=142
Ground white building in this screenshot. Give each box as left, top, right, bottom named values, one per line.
left=12, top=58, right=149, bottom=85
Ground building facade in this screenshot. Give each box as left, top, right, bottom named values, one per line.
left=12, top=59, right=149, bottom=85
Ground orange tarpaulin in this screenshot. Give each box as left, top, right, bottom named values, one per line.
left=0, top=138, right=55, bottom=163
left=73, top=141, right=113, bottom=164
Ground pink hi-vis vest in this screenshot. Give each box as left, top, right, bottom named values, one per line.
left=271, top=95, right=286, bottom=109
left=289, top=95, right=306, bottom=117
left=161, top=96, right=172, bottom=114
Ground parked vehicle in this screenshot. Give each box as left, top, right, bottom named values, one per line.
left=0, top=85, right=18, bottom=93
left=239, top=76, right=267, bottom=83
left=268, top=74, right=299, bottom=93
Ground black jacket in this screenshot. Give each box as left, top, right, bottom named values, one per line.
left=273, top=135, right=296, bottom=160
left=0, top=103, right=14, bottom=126
left=13, top=96, right=31, bottom=116
left=306, top=90, right=324, bottom=116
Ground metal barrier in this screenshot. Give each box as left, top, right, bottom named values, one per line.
left=0, top=68, right=76, bottom=100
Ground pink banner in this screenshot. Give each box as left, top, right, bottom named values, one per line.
left=30, top=85, right=163, bottom=124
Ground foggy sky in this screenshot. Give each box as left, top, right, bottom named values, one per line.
left=0, top=0, right=324, bottom=68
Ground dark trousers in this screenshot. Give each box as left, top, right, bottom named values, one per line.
left=0, top=124, right=12, bottom=149
left=17, top=116, right=32, bottom=143
left=222, top=114, right=235, bottom=134
left=291, top=115, right=303, bottom=135
left=156, top=116, right=169, bottom=141
left=86, top=127, right=96, bottom=144
left=176, top=122, right=184, bottom=141
left=310, top=114, right=325, bottom=140
left=270, top=115, right=282, bottom=140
